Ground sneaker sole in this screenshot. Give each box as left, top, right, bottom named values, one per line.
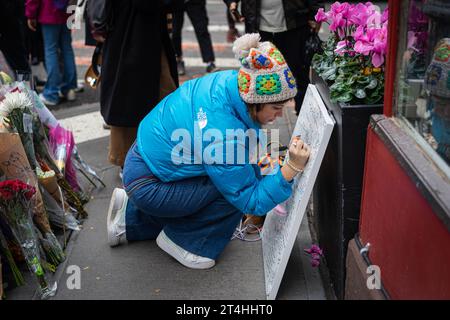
left=107, top=188, right=126, bottom=247
left=156, top=231, right=215, bottom=270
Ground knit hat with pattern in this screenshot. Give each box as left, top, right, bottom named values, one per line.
left=232, top=33, right=298, bottom=104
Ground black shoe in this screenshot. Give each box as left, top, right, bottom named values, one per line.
left=206, top=62, right=219, bottom=73
left=177, top=60, right=186, bottom=76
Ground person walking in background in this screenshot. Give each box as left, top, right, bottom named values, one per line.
left=100, top=0, right=178, bottom=171
left=0, top=0, right=31, bottom=77
left=172, top=0, right=218, bottom=75
left=25, top=0, right=78, bottom=105
left=225, top=0, right=324, bottom=115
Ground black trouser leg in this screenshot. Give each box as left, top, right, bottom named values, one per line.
left=0, top=19, right=30, bottom=73
left=186, top=0, right=215, bottom=63
left=171, top=9, right=185, bottom=58
left=227, top=9, right=235, bottom=29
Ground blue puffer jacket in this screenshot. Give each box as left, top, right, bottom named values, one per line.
left=137, top=70, right=293, bottom=215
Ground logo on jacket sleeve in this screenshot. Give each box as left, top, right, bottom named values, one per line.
left=197, top=107, right=208, bottom=129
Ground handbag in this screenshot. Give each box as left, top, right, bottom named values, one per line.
left=84, top=43, right=103, bottom=89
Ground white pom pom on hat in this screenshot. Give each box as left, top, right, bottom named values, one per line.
left=232, top=33, right=261, bottom=60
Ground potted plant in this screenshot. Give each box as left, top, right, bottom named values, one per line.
left=308, top=2, right=389, bottom=299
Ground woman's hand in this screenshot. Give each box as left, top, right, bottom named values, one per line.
left=281, top=136, right=311, bottom=182
left=229, top=2, right=245, bottom=22
left=27, top=19, right=37, bottom=32
left=288, top=136, right=310, bottom=171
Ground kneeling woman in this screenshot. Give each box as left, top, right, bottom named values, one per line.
left=106, top=34, right=311, bottom=269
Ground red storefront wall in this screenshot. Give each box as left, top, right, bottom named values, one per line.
left=359, top=125, right=450, bottom=299
left=357, top=0, right=450, bottom=299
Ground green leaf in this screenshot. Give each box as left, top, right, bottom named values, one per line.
left=355, top=89, right=367, bottom=99
left=366, top=79, right=378, bottom=90
left=321, top=68, right=337, bottom=80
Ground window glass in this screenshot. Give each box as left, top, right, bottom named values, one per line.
left=395, top=0, right=450, bottom=166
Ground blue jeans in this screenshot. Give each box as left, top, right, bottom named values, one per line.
left=122, top=143, right=243, bottom=259
left=41, top=24, right=77, bottom=103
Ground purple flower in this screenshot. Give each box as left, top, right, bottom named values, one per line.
left=311, top=253, right=322, bottom=260
left=311, top=259, right=320, bottom=268
left=304, top=244, right=324, bottom=256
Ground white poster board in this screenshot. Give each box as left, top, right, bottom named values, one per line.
left=262, top=84, right=335, bottom=300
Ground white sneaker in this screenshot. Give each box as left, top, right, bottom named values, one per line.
left=38, top=93, right=58, bottom=106
left=107, top=188, right=128, bottom=247
left=156, top=230, right=215, bottom=269
left=59, top=89, right=76, bottom=101
left=66, top=89, right=76, bottom=101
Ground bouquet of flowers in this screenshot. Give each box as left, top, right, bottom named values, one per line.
left=0, top=132, right=65, bottom=267
left=31, top=109, right=88, bottom=218
left=0, top=91, right=40, bottom=170
left=312, top=2, right=389, bottom=104
left=37, top=168, right=81, bottom=232
left=0, top=179, right=57, bottom=299
left=32, top=90, right=105, bottom=189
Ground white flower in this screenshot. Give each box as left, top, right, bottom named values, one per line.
left=0, top=91, right=33, bottom=118
left=36, top=166, right=55, bottom=179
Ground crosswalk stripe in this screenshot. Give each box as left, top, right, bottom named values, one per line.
left=185, top=25, right=245, bottom=33
left=184, top=57, right=239, bottom=68
left=58, top=111, right=109, bottom=144
left=75, top=56, right=239, bottom=68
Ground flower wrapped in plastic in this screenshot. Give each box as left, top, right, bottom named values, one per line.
left=0, top=224, right=25, bottom=288
left=30, top=106, right=88, bottom=218
left=0, top=90, right=40, bottom=170
left=37, top=168, right=81, bottom=232
left=48, top=124, right=83, bottom=194
left=0, top=132, right=65, bottom=266
left=31, top=91, right=105, bottom=189
left=0, top=179, right=57, bottom=299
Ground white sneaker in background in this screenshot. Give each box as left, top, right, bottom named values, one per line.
left=156, top=230, right=215, bottom=269
left=38, top=93, right=58, bottom=106
left=58, top=89, right=76, bottom=101
left=66, top=89, right=76, bottom=101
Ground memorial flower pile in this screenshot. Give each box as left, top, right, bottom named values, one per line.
left=0, top=77, right=100, bottom=298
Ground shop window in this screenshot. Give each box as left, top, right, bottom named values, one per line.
left=394, top=0, right=450, bottom=169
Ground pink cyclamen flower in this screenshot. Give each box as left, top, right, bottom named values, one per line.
left=354, top=40, right=373, bottom=56
left=335, top=40, right=349, bottom=56
left=349, top=3, right=370, bottom=26
left=381, top=8, right=389, bottom=24
left=315, top=8, right=328, bottom=23
left=329, top=12, right=345, bottom=32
